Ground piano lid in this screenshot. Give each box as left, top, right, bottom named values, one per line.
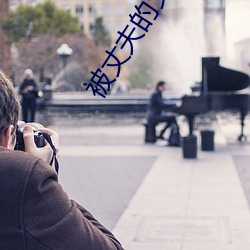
left=201, top=57, right=250, bottom=92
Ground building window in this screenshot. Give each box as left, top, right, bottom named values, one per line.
left=103, top=21, right=112, bottom=32
left=64, top=5, right=71, bottom=13
left=115, top=3, right=124, bottom=16
left=89, top=22, right=95, bottom=33
left=115, top=20, right=124, bottom=32
left=101, top=3, right=111, bottom=16
left=89, top=4, right=96, bottom=17
left=80, top=22, right=84, bottom=32
left=76, top=5, right=84, bottom=16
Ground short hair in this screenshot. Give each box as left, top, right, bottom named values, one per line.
left=24, top=68, right=34, bottom=79
left=156, top=80, right=166, bottom=90
left=0, top=71, right=20, bottom=143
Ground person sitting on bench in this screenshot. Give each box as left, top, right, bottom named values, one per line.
left=146, top=80, right=178, bottom=140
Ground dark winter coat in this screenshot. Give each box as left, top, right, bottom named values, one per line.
left=0, top=147, right=124, bottom=250
left=19, top=79, right=38, bottom=99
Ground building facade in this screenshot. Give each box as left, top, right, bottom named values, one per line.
left=10, top=0, right=129, bottom=42
left=52, top=0, right=128, bottom=42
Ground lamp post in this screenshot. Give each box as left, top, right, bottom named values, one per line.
left=56, top=43, right=73, bottom=68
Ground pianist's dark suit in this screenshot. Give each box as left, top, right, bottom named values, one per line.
left=147, top=89, right=177, bottom=139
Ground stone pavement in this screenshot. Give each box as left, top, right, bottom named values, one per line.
left=45, top=112, right=250, bottom=250
left=111, top=118, right=250, bottom=250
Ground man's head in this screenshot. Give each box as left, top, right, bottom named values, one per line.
left=156, top=80, right=166, bottom=92
left=0, top=71, right=20, bottom=149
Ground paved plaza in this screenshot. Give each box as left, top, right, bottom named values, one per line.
left=37, top=110, right=250, bottom=250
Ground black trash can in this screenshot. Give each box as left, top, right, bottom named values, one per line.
left=144, top=122, right=156, bottom=143
left=200, top=130, right=214, bottom=151
left=182, top=135, right=197, bottom=159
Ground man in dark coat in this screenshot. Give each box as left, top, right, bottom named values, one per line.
left=147, top=80, right=178, bottom=140
left=0, top=70, right=124, bottom=250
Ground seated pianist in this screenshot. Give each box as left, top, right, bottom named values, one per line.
left=146, top=80, right=179, bottom=140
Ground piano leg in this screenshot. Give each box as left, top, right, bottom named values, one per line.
left=187, top=115, right=195, bottom=135
left=238, top=109, right=247, bottom=142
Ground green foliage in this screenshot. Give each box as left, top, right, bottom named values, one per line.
left=1, top=0, right=80, bottom=42
left=127, top=50, right=153, bottom=89
left=91, top=17, right=111, bottom=48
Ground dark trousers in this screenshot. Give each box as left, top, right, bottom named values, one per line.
left=22, top=98, right=37, bottom=123
left=148, top=115, right=177, bottom=138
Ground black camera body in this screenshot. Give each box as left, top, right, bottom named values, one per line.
left=14, top=123, right=46, bottom=151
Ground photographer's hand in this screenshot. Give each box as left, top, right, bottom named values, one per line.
left=23, top=125, right=59, bottom=165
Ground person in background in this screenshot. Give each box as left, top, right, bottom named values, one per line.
left=147, top=80, right=178, bottom=140
left=19, top=69, right=39, bottom=123
left=0, top=70, right=124, bottom=249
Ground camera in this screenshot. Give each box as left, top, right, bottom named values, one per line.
left=14, top=122, right=46, bottom=151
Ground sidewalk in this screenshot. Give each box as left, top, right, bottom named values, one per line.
left=112, top=121, right=250, bottom=249
left=52, top=112, right=250, bottom=250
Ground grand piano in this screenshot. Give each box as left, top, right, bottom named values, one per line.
left=175, top=57, right=250, bottom=141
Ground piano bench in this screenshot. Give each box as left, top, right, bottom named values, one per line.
left=142, top=120, right=156, bottom=143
